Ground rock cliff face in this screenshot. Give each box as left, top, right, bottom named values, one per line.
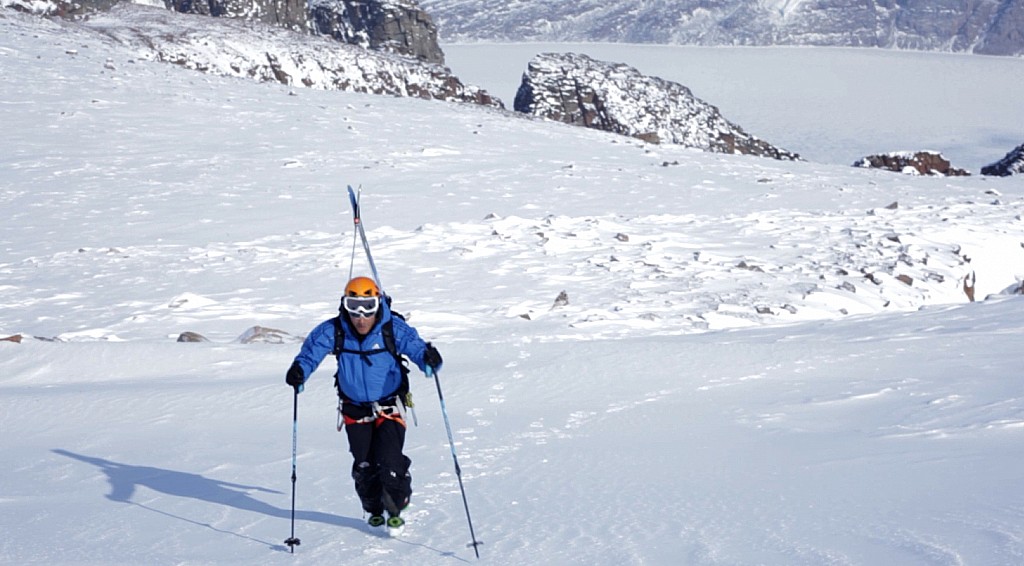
left=165, top=0, right=309, bottom=33
left=165, top=0, right=444, bottom=63
left=309, top=0, right=444, bottom=64
left=514, top=53, right=798, bottom=160
left=34, top=0, right=445, bottom=63
left=419, top=0, right=1024, bottom=56
left=981, top=143, right=1024, bottom=176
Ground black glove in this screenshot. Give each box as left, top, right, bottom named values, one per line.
left=423, top=343, right=443, bottom=369
left=285, top=362, right=304, bottom=387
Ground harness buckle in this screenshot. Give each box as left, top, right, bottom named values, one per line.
left=338, top=398, right=406, bottom=431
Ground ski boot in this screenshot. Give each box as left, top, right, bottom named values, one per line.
left=386, top=515, right=405, bottom=537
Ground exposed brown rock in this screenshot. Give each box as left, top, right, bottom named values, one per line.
left=853, top=151, right=970, bottom=176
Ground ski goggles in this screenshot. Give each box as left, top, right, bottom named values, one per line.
left=343, top=296, right=380, bottom=318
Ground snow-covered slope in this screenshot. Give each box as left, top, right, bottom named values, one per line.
left=2, top=9, right=1024, bottom=565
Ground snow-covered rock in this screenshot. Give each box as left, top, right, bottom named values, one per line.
left=853, top=151, right=970, bottom=177
left=514, top=52, right=798, bottom=160
left=981, top=143, right=1024, bottom=176
left=78, top=5, right=500, bottom=106
left=235, top=325, right=297, bottom=344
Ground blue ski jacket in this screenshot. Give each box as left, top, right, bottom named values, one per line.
left=291, top=300, right=437, bottom=403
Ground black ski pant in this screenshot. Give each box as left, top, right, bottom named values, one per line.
left=343, top=402, right=412, bottom=517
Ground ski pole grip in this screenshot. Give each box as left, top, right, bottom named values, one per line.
left=426, top=366, right=435, bottom=378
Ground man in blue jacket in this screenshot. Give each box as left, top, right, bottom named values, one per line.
left=285, top=276, right=443, bottom=533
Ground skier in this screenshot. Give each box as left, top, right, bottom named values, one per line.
left=285, top=276, right=443, bottom=534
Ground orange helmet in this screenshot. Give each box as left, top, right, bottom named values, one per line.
left=344, top=276, right=380, bottom=298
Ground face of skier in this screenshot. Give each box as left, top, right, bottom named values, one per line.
left=349, top=312, right=376, bottom=336
left=342, top=294, right=379, bottom=337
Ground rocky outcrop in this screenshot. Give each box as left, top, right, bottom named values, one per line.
left=514, top=52, right=798, bottom=160
left=420, top=0, right=1024, bottom=57
left=310, top=0, right=444, bottom=64
left=981, top=143, right=1024, bottom=176
left=1000, top=280, right=1024, bottom=296
left=166, top=0, right=445, bottom=63
left=236, top=325, right=296, bottom=344
left=165, top=0, right=309, bottom=33
left=853, top=151, right=970, bottom=176
left=31, top=0, right=445, bottom=63
left=176, top=331, right=209, bottom=343
left=84, top=5, right=499, bottom=107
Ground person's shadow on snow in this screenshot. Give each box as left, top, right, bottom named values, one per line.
left=52, top=448, right=364, bottom=551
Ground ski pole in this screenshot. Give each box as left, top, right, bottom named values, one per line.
left=284, top=386, right=301, bottom=553
left=428, top=367, right=482, bottom=558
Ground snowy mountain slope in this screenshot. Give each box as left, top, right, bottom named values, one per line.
left=4, top=8, right=1021, bottom=344
left=419, top=0, right=1024, bottom=56
left=2, top=9, right=1024, bottom=566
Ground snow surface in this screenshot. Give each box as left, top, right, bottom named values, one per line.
left=2, top=9, right=1024, bottom=565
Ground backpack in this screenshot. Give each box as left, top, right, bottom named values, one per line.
left=330, top=310, right=411, bottom=405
